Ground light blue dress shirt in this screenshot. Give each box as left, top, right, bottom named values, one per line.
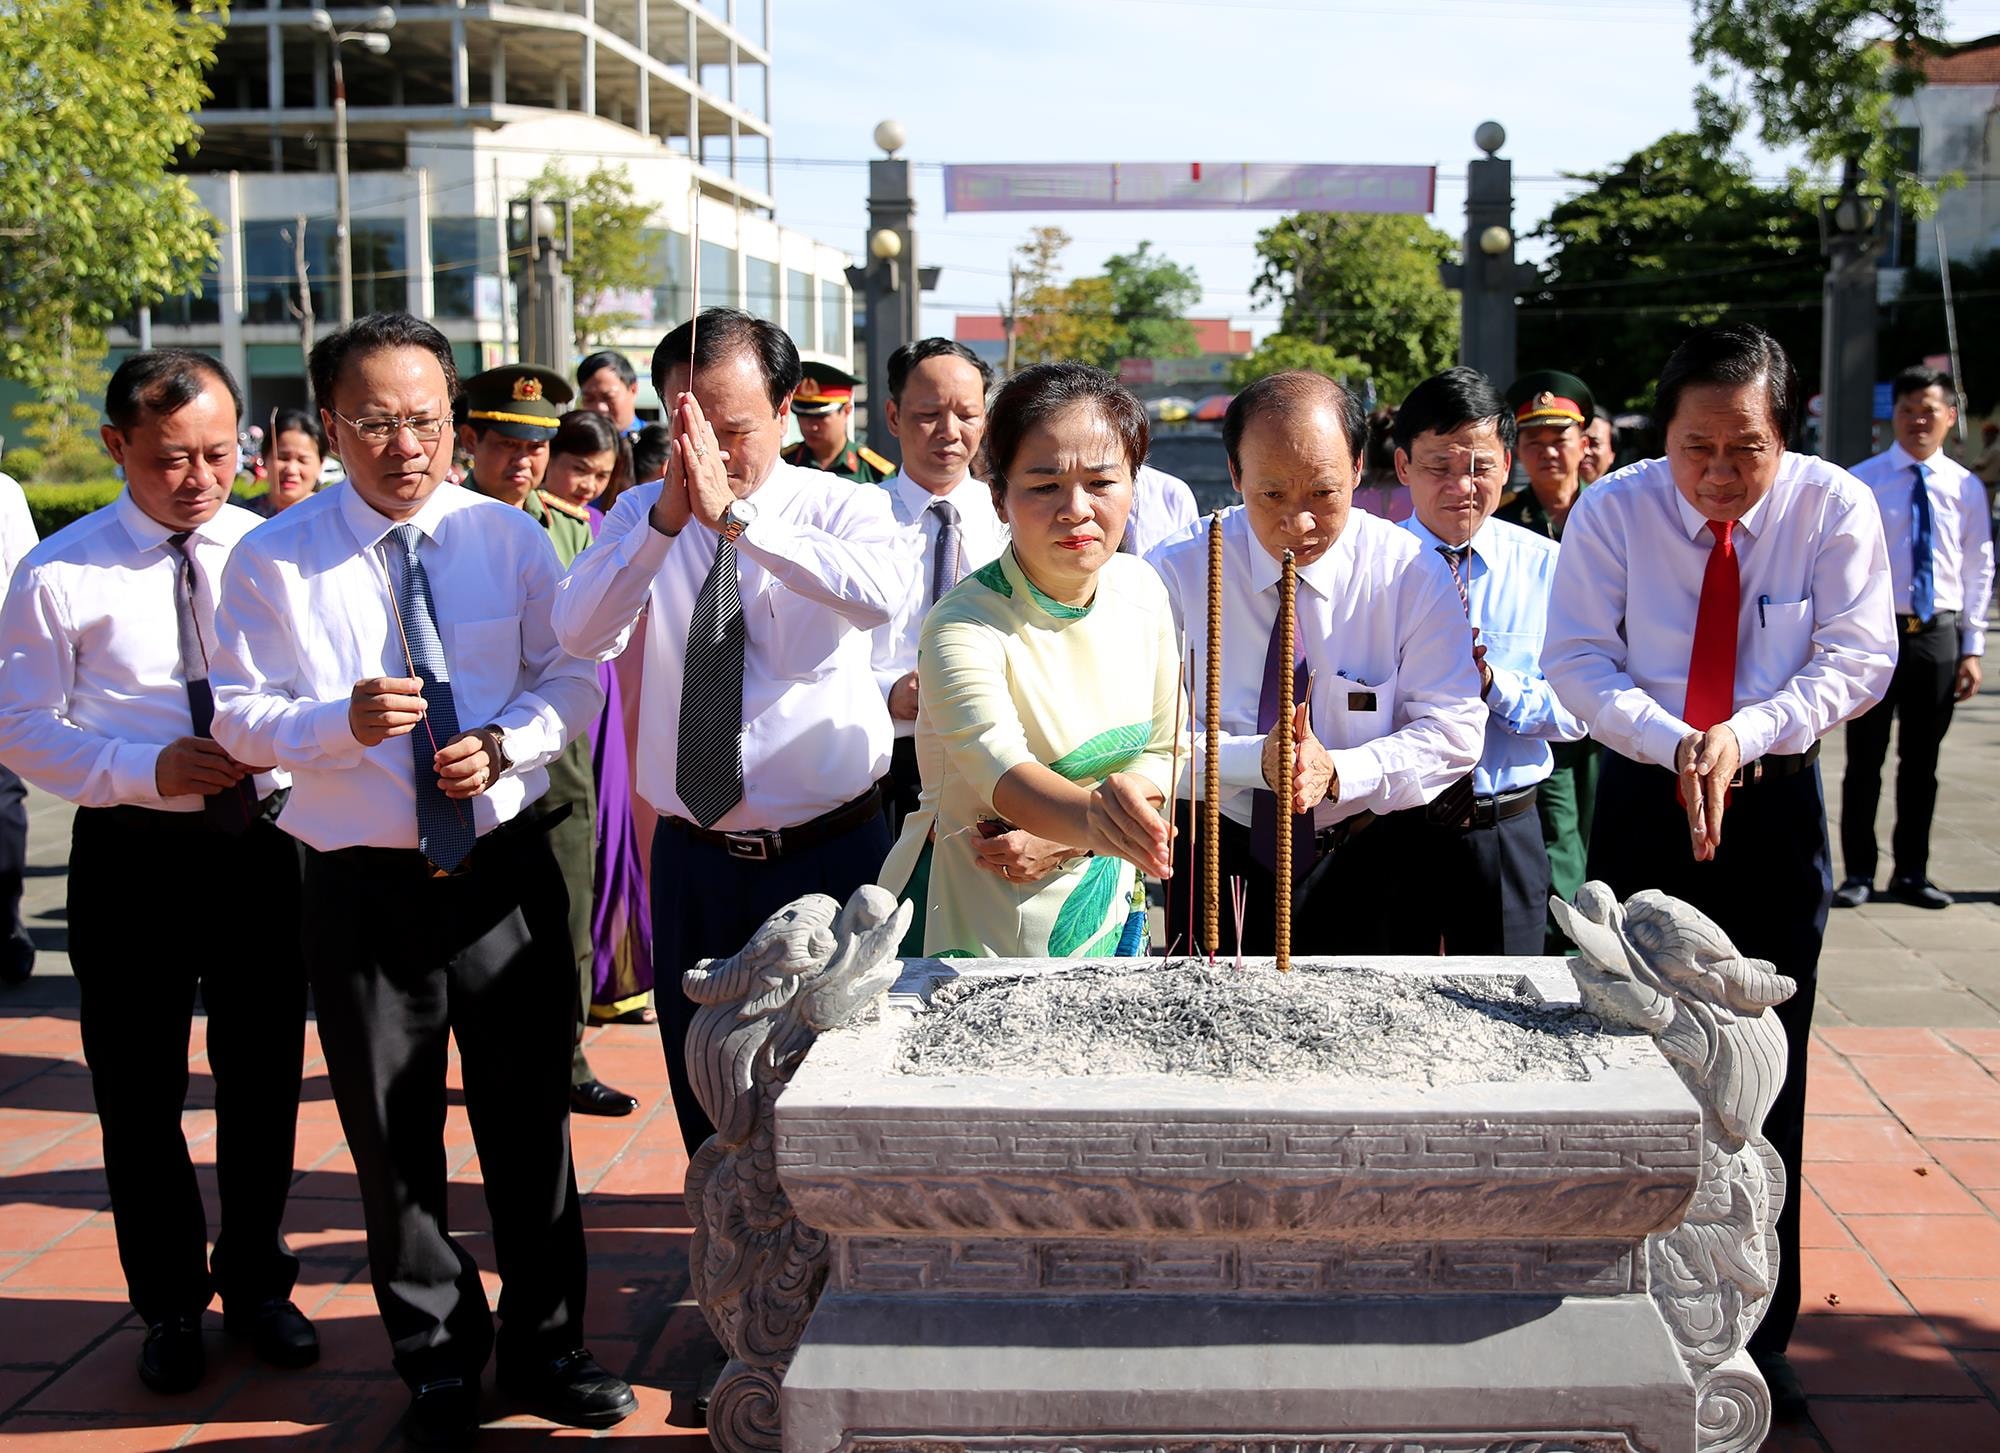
left=1402, top=514, right=1586, bottom=796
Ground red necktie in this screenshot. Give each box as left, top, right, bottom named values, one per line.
left=1683, top=519, right=1739, bottom=731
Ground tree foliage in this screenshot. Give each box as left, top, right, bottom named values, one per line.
left=1012, top=230, right=1200, bottom=372
left=526, top=162, right=656, bottom=351
left=1518, top=132, right=1823, bottom=415
left=1691, top=0, right=1952, bottom=212
left=0, top=0, right=224, bottom=406
left=1246, top=212, right=1459, bottom=403
left=1228, top=334, right=1369, bottom=391
left=1103, top=242, right=1200, bottom=361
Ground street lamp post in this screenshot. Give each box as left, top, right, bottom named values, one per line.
left=310, top=8, right=395, bottom=327
left=1818, top=157, right=1883, bottom=466
left=845, top=120, right=940, bottom=462
left=1440, top=121, right=1538, bottom=386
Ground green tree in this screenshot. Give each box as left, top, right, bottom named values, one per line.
left=1691, top=0, right=1951, bottom=212
left=1227, top=334, right=1368, bottom=390
left=0, top=0, right=224, bottom=415
left=1102, top=241, right=1200, bottom=361
left=526, top=162, right=655, bottom=351
left=1247, top=213, right=1459, bottom=402
left=1518, top=132, right=1823, bottom=415
left=1012, top=229, right=1121, bottom=370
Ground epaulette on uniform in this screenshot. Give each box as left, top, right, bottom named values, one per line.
left=859, top=446, right=895, bottom=474
left=537, top=489, right=591, bottom=522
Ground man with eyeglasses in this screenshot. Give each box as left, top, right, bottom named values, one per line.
left=0, top=350, right=315, bottom=1395
left=210, top=315, right=630, bottom=1445
left=1392, top=368, right=1586, bottom=954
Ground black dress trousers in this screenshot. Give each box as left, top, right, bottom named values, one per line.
left=0, top=763, right=31, bottom=973
left=301, top=816, right=585, bottom=1388
left=67, top=804, right=307, bottom=1325
left=1378, top=804, right=1552, bottom=957
left=1840, top=611, right=1960, bottom=883
left=1587, top=750, right=1831, bottom=1358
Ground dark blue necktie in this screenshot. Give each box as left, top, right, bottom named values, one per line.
left=386, top=525, right=475, bottom=873
left=1249, top=594, right=1316, bottom=885
left=1910, top=461, right=1936, bottom=622
left=166, top=532, right=258, bottom=835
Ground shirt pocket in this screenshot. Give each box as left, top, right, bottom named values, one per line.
left=1753, top=598, right=1814, bottom=676
left=445, top=615, right=523, bottom=724
left=762, top=581, right=847, bottom=682
left=1320, top=669, right=1396, bottom=749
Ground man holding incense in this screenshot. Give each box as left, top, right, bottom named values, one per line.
left=1150, top=370, right=1484, bottom=956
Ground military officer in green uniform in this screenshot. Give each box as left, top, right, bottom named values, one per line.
left=781, top=361, right=894, bottom=483
left=458, top=364, right=637, bottom=1117
left=1495, top=369, right=1599, bottom=948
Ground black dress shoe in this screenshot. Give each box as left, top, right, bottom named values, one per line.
left=1753, top=1348, right=1809, bottom=1421
left=0, top=929, right=33, bottom=985
left=500, top=1348, right=637, bottom=1429
left=404, top=1376, right=479, bottom=1450
left=137, top=1315, right=205, bottom=1395
left=224, top=1297, right=319, bottom=1369
left=1888, top=875, right=1954, bottom=909
left=569, top=1080, right=639, bottom=1117
left=1832, top=876, right=1874, bottom=909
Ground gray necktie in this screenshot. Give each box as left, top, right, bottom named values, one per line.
left=677, top=537, right=746, bottom=827
left=165, top=532, right=257, bottom=835
left=385, top=525, right=474, bottom=872
left=930, top=498, right=964, bottom=606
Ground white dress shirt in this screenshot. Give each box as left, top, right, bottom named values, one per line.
left=1849, top=440, right=1995, bottom=656
left=1402, top=514, right=1586, bottom=796
left=210, top=481, right=602, bottom=851
left=870, top=469, right=1009, bottom=740
left=552, top=457, right=917, bottom=831
left=0, top=493, right=281, bottom=810
left=1128, top=465, right=1201, bottom=558
left=1148, top=506, right=1485, bottom=829
left=0, top=473, right=39, bottom=580
left=1545, top=453, right=1896, bottom=772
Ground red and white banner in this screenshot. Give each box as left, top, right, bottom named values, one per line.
left=942, top=162, right=1436, bottom=215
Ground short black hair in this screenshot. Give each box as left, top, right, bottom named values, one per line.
left=105, top=349, right=243, bottom=432
left=577, top=349, right=638, bottom=389
left=1222, top=370, right=1367, bottom=477
left=1391, top=367, right=1516, bottom=455
left=1892, top=364, right=1954, bottom=404
left=983, top=362, right=1148, bottom=492
left=265, top=406, right=327, bottom=459
left=631, top=422, right=673, bottom=484
left=550, top=408, right=620, bottom=460
left=310, top=313, right=459, bottom=415
left=1656, top=323, right=1798, bottom=443
left=887, top=337, right=993, bottom=403
left=650, top=307, right=801, bottom=412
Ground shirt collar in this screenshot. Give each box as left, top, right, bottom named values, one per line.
left=338, top=477, right=454, bottom=552
left=1885, top=439, right=1946, bottom=474
left=892, top=468, right=978, bottom=520
left=1237, top=504, right=1347, bottom=598
left=113, top=489, right=220, bottom=554
left=1403, top=513, right=1493, bottom=564
left=1669, top=467, right=1780, bottom=543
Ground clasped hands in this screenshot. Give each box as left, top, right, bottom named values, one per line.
left=1259, top=700, right=1337, bottom=815
left=349, top=678, right=506, bottom=800
left=979, top=771, right=1172, bottom=884
left=648, top=392, right=737, bottom=539
left=1675, top=723, right=1740, bottom=863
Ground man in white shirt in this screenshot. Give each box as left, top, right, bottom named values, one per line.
left=1124, top=463, right=1201, bottom=558
left=553, top=308, right=916, bottom=1164
left=1836, top=365, right=1995, bottom=909
left=0, top=469, right=39, bottom=985
left=1149, top=370, right=1484, bottom=957
left=869, top=337, right=1005, bottom=834
left=1393, top=368, right=1586, bottom=955
left=211, top=314, right=629, bottom=1444
left=1545, top=323, right=1894, bottom=1418
left=0, top=352, right=315, bottom=1395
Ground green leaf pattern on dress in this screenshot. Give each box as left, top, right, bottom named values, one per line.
left=1048, top=854, right=1123, bottom=957
left=1046, top=721, right=1150, bottom=784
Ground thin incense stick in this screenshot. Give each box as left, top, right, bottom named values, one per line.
left=1203, top=511, right=1224, bottom=962
left=687, top=179, right=702, bottom=364
left=1184, top=648, right=1200, bottom=963
left=1162, top=644, right=1189, bottom=958
left=1275, top=548, right=1297, bottom=973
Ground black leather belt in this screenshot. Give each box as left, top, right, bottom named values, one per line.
left=666, top=785, right=883, bottom=862
left=1898, top=609, right=1957, bottom=636
left=1732, top=740, right=1819, bottom=789
left=1314, top=811, right=1376, bottom=854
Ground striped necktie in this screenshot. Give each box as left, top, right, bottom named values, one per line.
left=386, top=525, right=475, bottom=873
left=165, top=532, right=259, bottom=835
left=677, top=537, right=747, bottom=827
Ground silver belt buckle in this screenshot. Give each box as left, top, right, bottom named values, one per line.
left=723, top=831, right=771, bottom=861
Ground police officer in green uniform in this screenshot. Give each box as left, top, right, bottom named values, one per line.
left=781, top=361, right=894, bottom=483
left=458, top=364, right=637, bottom=1117
left=1496, top=369, right=1599, bottom=947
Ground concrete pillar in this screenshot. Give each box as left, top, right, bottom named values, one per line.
left=451, top=10, right=468, bottom=109
left=493, top=38, right=506, bottom=106
left=687, top=6, right=699, bottom=160
left=217, top=174, right=249, bottom=398
left=582, top=0, right=597, bottom=117
left=635, top=0, right=650, bottom=136
left=409, top=167, right=435, bottom=319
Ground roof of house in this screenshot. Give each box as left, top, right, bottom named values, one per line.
left=1913, top=33, right=2000, bottom=84
left=954, top=314, right=1251, bottom=354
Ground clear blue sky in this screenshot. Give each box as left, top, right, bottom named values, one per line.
left=762, top=0, right=2000, bottom=340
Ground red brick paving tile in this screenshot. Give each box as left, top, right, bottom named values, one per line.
left=1941, top=1030, right=2000, bottom=1057
left=1807, top=1160, right=1987, bottom=1216
left=2, top=1242, right=138, bottom=1294
left=1925, top=1139, right=2000, bottom=1189
left=1978, top=1187, right=2000, bottom=1217
left=589, top=1146, right=690, bottom=1199
left=0, top=1291, right=132, bottom=1367
left=1846, top=1213, right=2000, bottom=1282
left=582, top=1196, right=692, bottom=1232
left=600, top=1379, right=711, bottom=1442
left=633, top=1303, right=722, bottom=1392
left=1897, top=1279, right=2000, bottom=1346
left=20, top=1326, right=238, bottom=1418
left=1801, top=1066, right=1886, bottom=1117
left=0, top=1369, right=53, bottom=1415
left=1798, top=1183, right=1856, bottom=1251
left=1848, top=1054, right=1998, bottom=1102
left=181, top=1371, right=406, bottom=1449
left=293, top=1304, right=395, bottom=1380
left=1755, top=1427, right=1828, bottom=1453
left=1810, top=1398, right=2000, bottom=1453
left=1959, top=1348, right=2000, bottom=1398
left=1872, top=1089, right=2000, bottom=1140
left=0, top=1415, right=204, bottom=1449
left=1804, top=1115, right=1934, bottom=1164
left=1816, top=1027, right=1951, bottom=1057
left=1789, top=1313, right=1984, bottom=1397
left=1796, top=1247, right=1914, bottom=1317
left=0, top=1200, right=98, bottom=1255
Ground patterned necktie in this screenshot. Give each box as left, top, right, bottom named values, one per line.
left=677, top=537, right=746, bottom=827
left=1910, top=461, right=1936, bottom=622
left=385, top=525, right=475, bottom=873
left=1249, top=592, right=1318, bottom=886
left=165, top=532, right=258, bottom=835
left=930, top=497, right=964, bottom=606
left=1438, top=544, right=1473, bottom=619
left=1683, top=519, right=1739, bottom=732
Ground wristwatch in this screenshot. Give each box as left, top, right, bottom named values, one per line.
left=479, top=724, right=513, bottom=775
left=720, top=498, right=759, bottom=543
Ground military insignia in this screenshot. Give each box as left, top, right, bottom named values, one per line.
left=1536, top=391, right=1555, bottom=408
left=795, top=380, right=828, bottom=404
left=513, top=375, right=544, bottom=403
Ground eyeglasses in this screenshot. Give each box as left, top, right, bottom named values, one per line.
left=329, top=409, right=449, bottom=443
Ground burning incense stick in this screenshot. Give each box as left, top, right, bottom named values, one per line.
left=1203, top=511, right=1224, bottom=962
left=1275, top=548, right=1297, bottom=973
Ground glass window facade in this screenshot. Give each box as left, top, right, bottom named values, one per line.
left=649, top=228, right=691, bottom=325
left=820, top=280, right=846, bottom=356
left=699, top=240, right=736, bottom=309
left=430, top=217, right=502, bottom=322
left=786, top=269, right=814, bottom=346
left=745, top=257, right=779, bottom=322
left=243, top=218, right=405, bottom=324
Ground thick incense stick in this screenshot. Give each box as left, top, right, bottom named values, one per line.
left=687, top=180, right=702, bottom=364
left=1275, top=548, right=1297, bottom=973
left=1203, top=511, right=1224, bottom=961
